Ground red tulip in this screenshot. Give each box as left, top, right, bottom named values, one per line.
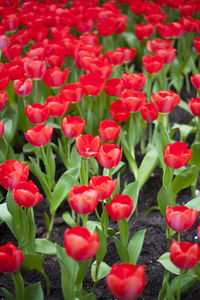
left=166, top=206, right=198, bottom=232
left=2, top=44, right=22, bottom=61
left=43, top=67, right=69, bottom=88
left=116, top=47, right=136, bottom=63
left=10, top=29, right=30, bottom=47
left=151, top=90, right=180, bottom=113
left=142, top=54, right=163, bottom=74
left=140, top=103, right=158, bottom=122
left=102, top=50, right=125, bottom=66
left=89, top=176, right=117, bottom=200
left=98, top=120, right=121, bottom=142
left=13, top=180, right=43, bottom=208
left=0, top=35, right=10, bottom=49
left=170, top=240, right=200, bottom=270
left=0, top=67, right=9, bottom=91
left=147, top=38, right=172, bottom=53
left=197, top=225, right=200, bottom=240
left=164, top=142, right=192, bottom=169
left=46, top=55, right=64, bottom=69
left=61, top=82, right=84, bottom=103
left=81, top=58, right=113, bottom=80
left=104, top=78, right=124, bottom=97
left=69, top=185, right=99, bottom=215
left=188, top=97, right=200, bottom=116
left=194, top=37, right=200, bottom=54
left=105, top=194, right=133, bottom=221
left=106, top=263, right=146, bottom=300
left=24, top=60, right=46, bottom=80
left=122, top=73, right=146, bottom=91
left=79, top=71, right=104, bottom=96
left=2, top=14, right=19, bottom=32
left=6, top=59, right=24, bottom=81
left=0, top=91, right=8, bottom=111
left=179, top=17, right=200, bottom=33
left=80, top=33, right=98, bottom=46
left=0, top=160, right=29, bottom=190
left=145, top=12, right=166, bottom=25
left=45, top=94, right=70, bottom=117
left=0, top=120, right=4, bottom=137
left=134, top=23, right=155, bottom=41
left=64, top=226, right=99, bottom=261
left=76, top=134, right=101, bottom=158
left=61, top=115, right=85, bottom=139
left=0, top=242, right=24, bottom=273
left=25, top=124, right=53, bottom=147
left=110, top=100, right=130, bottom=123
left=97, top=144, right=122, bottom=169
left=120, top=90, right=146, bottom=113
left=13, top=77, right=33, bottom=97
left=155, top=48, right=176, bottom=65
left=25, top=103, right=50, bottom=124
left=157, top=22, right=184, bottom=39
left=179, top=3, right=196, bottom=17
left=191, top=74, right=200, bottom=89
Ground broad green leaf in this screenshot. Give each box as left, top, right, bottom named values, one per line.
left=91, top=261, right=111, bottom=282
left=190, top=143, right=200, bottom=169
left=157, top=253, right=180, bottom=275
left=35, top=239, right=56, bottom=256
left=23, top=143, right=37, bottom=153
left=128, top=230, right=146, bottom=264
left=170, top=274, right=198, bottom=294
left=87, top=220, right=101, bottom=233
left=23, top=253, right=44, bottom=273
left=122, top=181, right=139, bottom=213
left=185, top=196, right=200, bottom=211
left=24, top=283, right=44, bottom=300
left=113, top=237, right=129, bottom=263
left=76, top=259, right=91, bottom=287
left=111, top=161, right=126, bottom=176
left=95, top=227, right=107, bottom=264
left=0, top=288, right=15, bottom=300
left=157, top=186, right=174, bottom=217
left=171, top=166, right=198, bottom=195
left=0, top=203, right=14, bottom=235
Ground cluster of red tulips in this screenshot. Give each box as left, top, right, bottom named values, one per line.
left=0, top=0, right=200, bottom=299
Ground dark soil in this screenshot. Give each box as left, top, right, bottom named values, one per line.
left=1, top=106, right=200, bottom=300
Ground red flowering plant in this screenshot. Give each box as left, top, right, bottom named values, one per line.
left=1, top=1, right=200, bottom=300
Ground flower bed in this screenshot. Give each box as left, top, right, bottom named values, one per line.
left=0, top=0, right=200, bottom=300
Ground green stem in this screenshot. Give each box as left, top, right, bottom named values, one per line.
left=196, top=117, right=200, bottom=142
left=46, top=211, right=55, bottom=240
left=177, top=232, right=181, bottom=243
left=34, top=80, right=38, bottom=103
left=86, top=158, right=89, bottom=185
left=41, top=270, right=51, bottom=295
left=92, top=262, right=100, bottom=293
left=146, top=73, right=152, bottom=103
left=149, top=122, right=152, bottom=144
left=36, top=148, right=40, bottom=167
left=108, top=168, right=112, bottom=179
left=81, top=214, right=88, bottom=228
left=177, top=269, right=183, bottom=300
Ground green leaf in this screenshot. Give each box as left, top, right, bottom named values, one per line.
left=0, top=288, right=15, bottom=300
left=171, top=123, right=194, bottom=143
left=23, top=253, right=44, bottom=273
left=113, top=237, right=129, bottom=263
left=170, top=274, right=198, bottom=294
left=51, top=171, right=79, bottom=212
left=190, top=142, right=200, bottom=168
left=122, top=181, right=139, bottom=214
left=95, top=227, right=107, bottom=264
left=137, top=146, right=159, bottom=189
left=69, top=144, right=81, bottom=169
left=171, top=166, right=198, bottom=195
left=127, top=229, right=146, bottom=264
left=157, top=186, right=174, bottom=217
left=185, top=196, right=200, bottom=211
left=46, top=143, right=56, bottom=187
left=112, top=173, right=120, bottom=198
left=62, top=212, right=76, bottom=227
left=87, top=220, right=101, bottom=233
left=157, top=253, right=180, bottom=275
left=44, top=212, right=50, bottom=230
left=23, top=143, right=37, bottom=153
left=111, top=161, right=126, bottom=176
left=35, top=239, right=56, bottom=256
left=0, top=203, right=15, bottom=235
left=76, top=259, right=91, bottom=287
left=91, top=261, right=111, bottom=282
left=24, top=282, right=44, bottom=300
left=81, top=293, right=97, bottom=300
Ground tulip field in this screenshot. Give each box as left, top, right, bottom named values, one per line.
left=1, top=0, right=200, bottom=299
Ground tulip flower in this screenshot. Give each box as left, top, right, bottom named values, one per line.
left=105, top=194, right=133, bottom=221
left=97, top=144, right=122, bottom=169
left=0, top=242, right=24, bottom=273
left=106, top=263, right=146, bottom=300
left=62, top=115, right=85, bottom=139
left=81, top=58, right=113, bottom=80
left=43, top=67, right=69, bottom=88
left=0, top=120, right=4, bottom=137
left=24, top=60, right=46, bottom=80
left=122, top=73, right=146, bottom=91
left=142, top=54, right=164, bottom=74
left=157, top=22, right=184, bottom=39
left=145, top=12, right=166, bottom=25
left=13, top=77, right=33, bottom=97
left=197, top=225, right=200, bottom=240
left=2, top=44, right=22, bottom=61
left=188, top=97, right=200, bottom=116
left=98, top=120, right=121, bottom=142
left=194, top=36, right=200, bottom=54
left=76, top=134, right=101, bottom=158
left=25, top=103, right=50, bottom=124
left=104, top=78, right=124, bottom=97
left=89, top=176, right=117, bottom=200
left=170, top=240, right=200, bottom=269
left=120, top=90, right=146, bottom=113
left=61, top=82, right=84, bottom=103
left=6, top=59, right=24, bottom=81
left=25, top=124, right=54, bottom=147
left=155, top=48, right=176, bottom=65
left=0, top=68, right=9, bottom=91
left=79, top=71, right=105, bottom=96
left=151, top=90, right=180, bottom=113
left=0, top=91, right=8, bottom=111
left=165, top=206, right=198, bottom=232
left=134, top=23, right=155, bottom=41
left=147, top=38, right=172, bottom=53
left=140, top=103, right=158, bottom=122
left=164, top=142, right=192, bottom=169
left=69, top=185, right=99, bottom=215
left=102, top=50, right=125, bottom=66
left=13, top=180, right=43, bottom=208
left=110, top=100, right=130, bottom=123
left=116, top=47, right=136, bottom=63
left=45, top=94, right=70, bottom=117
left=64, top=226, right=99, bottom=262
left=191, top=74, right=200, bottom=90
left=0, top=160, right=29, bottom=190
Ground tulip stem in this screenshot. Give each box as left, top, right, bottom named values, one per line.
left=34, top=80, right=38, bottom=103
left=46, top=212, right=55, bottom=240
left=41, top=270, right=51, bottom=295
left=177, top=269, right=183, bottom=300
left=149, top=122, right=152, bottom=145
left=82, top=214, right=88, bottom=228
left=177, top=232, right=181, bottom=243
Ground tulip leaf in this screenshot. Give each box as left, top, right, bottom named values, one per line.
left=23, top=253, right=44, bottom=273
left=69, top=144, right=81, bottom=169
left=137, top=146, right=159, bottom=189
left=76, top=259, right=92, bottom=287
left=171, top=123, right=195, bottom=143
left=23, top=143, right=37, bottom=153
left=87, top=220, right=101, bottom=233
left=157, top=252, right=180, bottom=275
left=111, top=161, right=126, bottom=176
left=51, top=171, right=79, bottom=212
left=95, top=227, right=107, bottom=264
left=24, top=283, right=44, bottom=300
left=157, top=186, right=174, bottom=217
left=185, top=195, right=200, bottom=211
left=0, top=288, right=15, bottom=300
left=122, top=181, right=139, bottom=213
left=112, top=173, right=120, bottom=198
left=46, top=143, right=56, bottom=187
left=35, top=239, right=56, bottom=256
left=189, top=142, right=200, bottom=169
left=91, top=261, right=111, bottom=282
left=171, top=166, right=198, bottom=195
left=113, top=237, right=129, bottom=263
left=80, top=293, right=97, bottom=300
left=0, top=203, right=15, bottom=236
left=62, top=212, right=76, bottom=228
left=170, top=274, right=198, bottom=294
left=127, top=229, right=146, bottom=264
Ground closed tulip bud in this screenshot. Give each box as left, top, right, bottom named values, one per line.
left=25, top=103, right=50, bottom=124
left=0, top=91, right=8, bottom=111
left=142, top=54, right=163, bottom=74
left=0, top=242, right=24, bottom=273
left=13, top=180, right=43, bottom=208
left=69, top=185, right=99, bottom=215
left=43, top=67, right=69, bottom=88
left=110, top=100, right=130, bottom=123
left=191, top=74, right=200, bottom=90
left=61, top=115, right=85, bottom=139
left=0, top=160, right=29, bottom=190
left=98, top=120, right=121, bottom=142
left=13, top=77, right=33, bottom=97
left=97, top=144, right=122, bottom=169
left=76, top=134, right=101, bottom=158
left=89, top=176, right=117, bottom=200
left=64, top=226, right=99, bottom=261
left=164, top=142, right=192, bottom=169
left=106, top=263, right=146, bottom=300
left=165, top=206, right=198, bottom=232
left=104, top=78, right=124, bottom=97
left=170, top=240, right=200, bottom=269
left=120, top=90, right=146, bottom=113
left=105, top=194, right=133, bottom=221
left=151, top=90, right=180, bottom=113
left=140, top=103, right=158, bottom=122
left=25, top=124, right=53, bottom=147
